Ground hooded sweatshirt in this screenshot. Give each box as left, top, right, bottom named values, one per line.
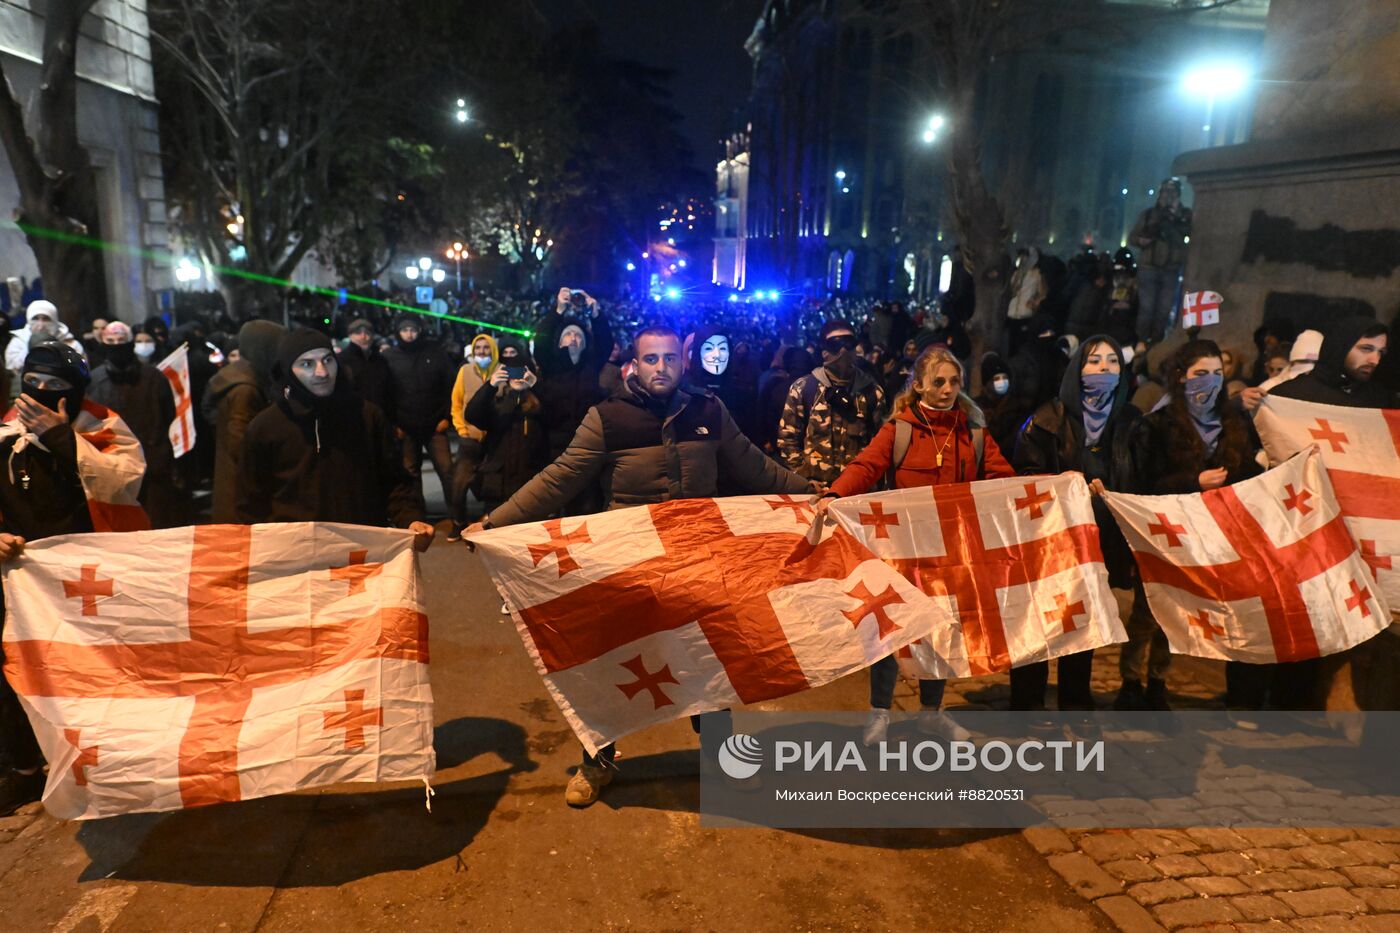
left=1269, top=317, right=1393, bottom=408
left=450, top=332, right=499, bottom=441
left=5, top=300, right=84, bottom=375
left=235, top=329, right=423, bottom=526
left=203, top=320, right=285, bottom=521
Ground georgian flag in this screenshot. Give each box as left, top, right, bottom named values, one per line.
left=468, top=496, right=952, bottom=755
left=827, top=473, right=1125, bottom=678
left=156, top=343, right=196, bottom=458
left=0, top=399, right=150, bottom=532
left=2, top=523, right=434, bottom=819
left=1255, top=395, right=1400, bottom=617
left=1103, top=449, right=1388, bottom=662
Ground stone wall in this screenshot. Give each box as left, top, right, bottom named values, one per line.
left=0, top=0, right=170, bottom=323
left=1171, top=0, right=1400, bottom=365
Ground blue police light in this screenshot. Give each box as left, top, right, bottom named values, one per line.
left=665, top=287, right=681, bottom=300
left=768, top=290, right=781, bottom=300
left=727, top=294, right=739, bottom=303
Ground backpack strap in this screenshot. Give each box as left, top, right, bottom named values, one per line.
left=885, top=419, right=913, bottom=489
left=972, top=427, right=986, bottom=477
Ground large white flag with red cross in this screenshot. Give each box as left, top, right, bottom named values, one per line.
left=0, top=399, right=150, bottom=532
left=827, top=473, right=1125, bottom=678
left=156, top=343, right=196, bottom=458
left=2, top=523, right=433, bottom=820
left=1254, top=396, right=1400, bottom=617
left=468, top=496, right=952, bottom=755
left=1103, top=449, right=1389, bottom=663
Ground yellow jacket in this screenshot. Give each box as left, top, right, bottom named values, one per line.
left=451, top=333, right=499, bottom=440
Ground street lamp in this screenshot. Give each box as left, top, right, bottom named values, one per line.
left=404, top=265, right=420, bottom=280
left=445, top=241, right=468, bottom=292
left=455, top=97, right=470, bottom=123
left=921, top=113, right=947, bottom=145
left=1181, top=62, right=1250, bottom=135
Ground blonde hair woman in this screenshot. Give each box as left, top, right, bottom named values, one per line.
left=817, top=347, right=1015, bottom=745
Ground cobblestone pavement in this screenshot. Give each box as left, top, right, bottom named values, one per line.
left=921, top=640, right=1400, bottom=933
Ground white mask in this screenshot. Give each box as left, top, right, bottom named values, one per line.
left=700, top=335, right=730, bottom=376
left=991, top=376, right=1010, bottom=396
left=134, top=342, right=156, bottom=361
left=473, top=354, right=493, bottom=368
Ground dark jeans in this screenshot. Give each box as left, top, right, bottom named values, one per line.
left=401, top=430, right=457, bottom=524
left=1226, top=661, right=1273, bottom=710
left=0, top=637, right=40, bottom=770
left=1009, top=650, right=1095, bottom=710
left=582, top=709, right=733, bottom=768
left=869, top=655, right=945, bottom=710
left=449, top=438, right=484, bottom=528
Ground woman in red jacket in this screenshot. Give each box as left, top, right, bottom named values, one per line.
left=817, top=347, right=1015, bottom=746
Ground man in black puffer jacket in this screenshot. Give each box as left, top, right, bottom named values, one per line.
left=466, top=326, right=816, bottom=809
left=381, top=314, right=457, bottom=522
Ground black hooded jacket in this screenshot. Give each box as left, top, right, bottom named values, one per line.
left=464, top=339, right=549, bottom=504
left=1270, top=315, right=1394, bottom=408
left=1013, top=334, right=1145, bottom=586
left=534, top=310, right=613, bottom=457
left=235, top=331, right=424, bottom=526
left=381, top=326, right=456, bottom=437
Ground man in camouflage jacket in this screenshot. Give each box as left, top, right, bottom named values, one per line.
left=777, top=320, right=886, bottom=484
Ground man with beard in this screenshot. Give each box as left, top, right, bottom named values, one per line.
left=1268, top=316, right=1392, bottom=408
left=235, top=329, right=434, bottom=552
left=777, top=320, right=885, bottom=484
left=465, top=326, right=816, bottom=807
left=87, top=321, right=179, bottom=526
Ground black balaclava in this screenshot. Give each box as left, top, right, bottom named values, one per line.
left=395, top=313, right=425, bottom=353
left=142, top=315, right=170, bottom=354
left=22, top=340, right=90, bottom=414
left=105, top=339, right=137, bottom=371
left=274, top=329, right=339, bottom=412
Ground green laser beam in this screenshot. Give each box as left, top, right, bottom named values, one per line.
left=9, top=221, right=534, bottom=338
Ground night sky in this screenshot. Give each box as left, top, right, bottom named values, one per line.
left=534, top=0, right=767, bottom=173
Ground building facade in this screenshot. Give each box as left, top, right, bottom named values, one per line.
left=0, top=0, right=170, bottom=322
left=722, top=0, right=1268, bottom=300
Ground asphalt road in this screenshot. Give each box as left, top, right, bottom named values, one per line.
left=0, top=523, right=1110, bottom=932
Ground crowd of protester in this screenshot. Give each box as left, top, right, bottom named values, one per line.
left=0, top=212, right=1394, bottom=813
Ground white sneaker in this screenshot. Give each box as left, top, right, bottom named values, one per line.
left=862, top=709, right=890, bottom=746
left=918, top=708, right=971, bottom=741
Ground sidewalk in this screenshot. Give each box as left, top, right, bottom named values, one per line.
left=922, top=640, right=1400, bottom=932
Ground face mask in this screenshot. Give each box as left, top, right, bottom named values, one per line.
left=700, top=336, right=730, bottom=376
left=29, top=320, right=54, bottom=338
left=1184, top=372, right=1223, bottom=412
left=1081, top=371, right=1120, bottom=399
left=473, top=354, right=493, bottom=368
left=106, top=342, right=136, bottom=368
left=991, top=376, right=1010, bottom=396
left=23, top=386, right=78, bottom=415
left=134, top=342, right=156, bottom=361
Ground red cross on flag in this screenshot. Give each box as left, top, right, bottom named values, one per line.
left=1103, top=449, right=1389, bottom=663
left=156, top=343, right=196, bottom=458
left=468, top=497, right=953, bottom=755
left=1255, top=396, right=1400, bottom=618
left=1, top=523, right=433, bottom=820
left=1180, top=290, right=1223, bottom=329
left=0, top=399, right=150, bottom=532
left=827, top=473, right=1124, bottom=678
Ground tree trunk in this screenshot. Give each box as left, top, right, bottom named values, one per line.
left=943, top=70, right=1010, bottom=392
left=0, top=0, right=106, bottom=332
